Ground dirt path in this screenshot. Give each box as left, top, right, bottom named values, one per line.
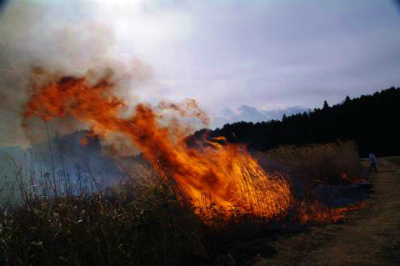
left=263, top=157, right=400, bottom=266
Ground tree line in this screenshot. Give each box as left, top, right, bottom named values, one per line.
left=193, top=87, right=400, bottom=157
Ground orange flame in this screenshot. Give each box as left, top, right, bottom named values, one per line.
left=299, top=200, right=367, bottom=224
left=22, top=71, right=292, bottom=220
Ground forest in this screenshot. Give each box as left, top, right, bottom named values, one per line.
left=196, top=87, right=400, bottom=157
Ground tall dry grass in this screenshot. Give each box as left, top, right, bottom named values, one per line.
left=0, top=151, right=287, bottom=266
left=0, top=141, right=364, bottom=265
left=254, top=141, right=364, bottom=225
left=255, top=141, right=361, bottom=185
left=0, top=155, right=204, bottom=266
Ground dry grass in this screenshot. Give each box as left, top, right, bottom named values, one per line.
left=253, top=141, right=365, bottom=227
left=255, top=141, right=361, bottom=185
left=0, top=141, right=367, bottom=266
left=261, top=157, right=400, bottom=266
left=0, top=151, right=288, bottom=266
left=0, top=161, right=204, bottom=266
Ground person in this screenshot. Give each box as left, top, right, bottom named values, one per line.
left=369, top=153, right=378, bottom=172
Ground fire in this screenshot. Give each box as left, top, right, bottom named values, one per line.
left=22, top=70, right=293, bottom=220
left=299, top=200, right=367, bottom=224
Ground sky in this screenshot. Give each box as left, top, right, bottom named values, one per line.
left=1, top=0, right=400, bottom=147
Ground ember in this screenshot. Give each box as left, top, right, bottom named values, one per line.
left=299, top=200, right=367, bottom=224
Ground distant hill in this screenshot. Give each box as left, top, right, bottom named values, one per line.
left=195, top=87, right=400, bottom=157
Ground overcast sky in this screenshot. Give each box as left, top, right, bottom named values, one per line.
left=1, top=0, right=400, bottom=146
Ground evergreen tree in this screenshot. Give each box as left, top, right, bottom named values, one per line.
left=198, top=87, right=400, bottom=157
left=323, top=100, right=329, bottom=110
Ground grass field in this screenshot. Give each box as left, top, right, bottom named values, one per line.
left=254, top=141, right=361, bottom=185
left=0, top=142, right=376, bottom=266
left=261, top=157, right=400, bottom=266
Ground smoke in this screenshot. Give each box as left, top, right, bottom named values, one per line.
left=0, top=0, right=8, bottom=12
left=0, top=0, right=153, bottom=147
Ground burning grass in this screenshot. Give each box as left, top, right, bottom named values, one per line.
left=0, top=142, right=368, bottom=266
left=256, top=141, right=361, bottom=185
left=22, top=69, right=292, bottom=221
left=255, top=141, right=367, bottom=225
left=0, top=153, right=292, bottom=266
left=0, top=69, right=369, bottom=265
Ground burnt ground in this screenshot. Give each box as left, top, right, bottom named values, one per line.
left=257, top=156, right=400, bottom=266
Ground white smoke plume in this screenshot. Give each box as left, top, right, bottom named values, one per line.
left=0, top=0, right=157, bottom=147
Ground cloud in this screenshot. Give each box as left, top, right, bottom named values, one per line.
left=263, top=106, right=310, bottom=120
left=1, top=0, right=400, bottom=146
left=235, top=105, right=269, bottom=123
left=211, top=105, right=309, bottom=128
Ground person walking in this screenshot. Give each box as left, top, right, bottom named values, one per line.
left=369, top=153, right=378, bottom=172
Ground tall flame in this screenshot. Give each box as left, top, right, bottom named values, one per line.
left=22, top=71, right=292, bottom=220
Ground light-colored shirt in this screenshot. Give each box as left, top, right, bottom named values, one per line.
left=369, top=153, right=377, bottom=164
